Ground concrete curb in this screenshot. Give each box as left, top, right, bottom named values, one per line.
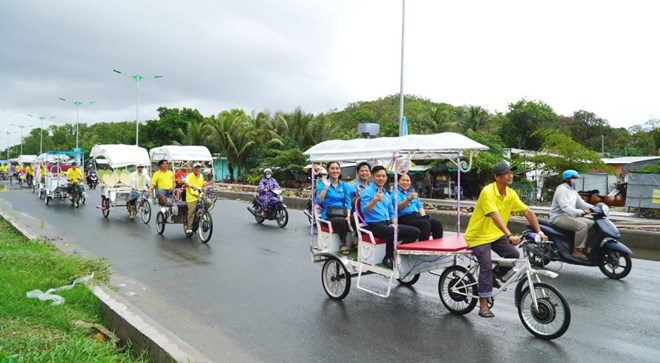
left=0, top=206, right=211, bottom=363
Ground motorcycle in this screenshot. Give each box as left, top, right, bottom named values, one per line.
left=87, top=172, right=98, bottom=189
left=526, top=203, right=632, bottom=279
left=247, top=188, right=289, bottom=228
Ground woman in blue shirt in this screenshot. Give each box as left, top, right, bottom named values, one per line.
left=359, top=166, right=420, bottom=268
left=316, top=161, right=353, bottom=255
left=397, top=172, right=443, bottom=241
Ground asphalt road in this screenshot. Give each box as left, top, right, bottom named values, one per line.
left=1, top=183, right=659, bottom=362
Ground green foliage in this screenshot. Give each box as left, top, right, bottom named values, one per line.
left=463, top=129, right=506, bottom=184
left=524, top=129, right=612, bottom=174
left=640, top=161, right=660, bottom=173
left=499, top=99, right=560, bottom=149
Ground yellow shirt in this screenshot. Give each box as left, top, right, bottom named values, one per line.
left=66, top=168, right=83, bottom=184
left=151, top=169, right=174, bottom=190
left=26, top=165, right=34, bottom=175
left=464, top=182, right=528, bottom=248
left=16, top=165, right=23, bottom=172
left=185, top=173, right=205, bottom=203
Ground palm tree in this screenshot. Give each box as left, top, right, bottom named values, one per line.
left=419, top=107, right=458, bottom=133
left=460, top=105, right=492, bottom=133
left=173, top=120, right=210, bottom=146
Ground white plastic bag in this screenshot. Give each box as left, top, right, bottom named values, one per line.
left=26, top=273, right=94, bottom=306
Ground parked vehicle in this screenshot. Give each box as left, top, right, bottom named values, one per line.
left=526, top=203, right=632, bottom=279
left=248, top=188, right=289, bottom=228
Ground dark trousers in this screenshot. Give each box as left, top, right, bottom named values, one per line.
left=365, top=222, right=420, bottom=258
left=398, top=213, right=443, bottom=241
left=471, top=237, right=520, bottom=298
left=329, top=217, right=350, bottom=244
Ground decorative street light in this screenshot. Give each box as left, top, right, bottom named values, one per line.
left=10, top=124, right=32, bottom=155
left=398, top=0, right=406, bottom=136
left=113, top=69, right=162, bottom=146
left=3, top=131, right=16, bottom=161
left=59, top=98, right=95, bottom=150
left=27, top=114, right=56, bottom=155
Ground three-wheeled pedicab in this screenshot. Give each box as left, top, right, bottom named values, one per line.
left=149, top=145, right=215, bottom=242
left=305, top=132, right=571, bottom=340
left=42, top=153, right=86, bottom=207
left=90, top=144, right=152, bottom=222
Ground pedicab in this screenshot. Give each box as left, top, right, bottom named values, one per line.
left=42, top=155, right=86, bottom=207
left=148, top=145, right=215, bottom=242
left=17, top=155, right=37, bottom=189
left=304, top=132, right=571, bottom=340
left=36, top=152, right=71, bottom=198
left=90, top=144, right=151, bottom=222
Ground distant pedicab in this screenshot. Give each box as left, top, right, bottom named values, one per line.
left=305, top=133, right=571, bottom=340
left=90, top=144, right=152, bottom=223
left=41, top=153, right=86, bottom=207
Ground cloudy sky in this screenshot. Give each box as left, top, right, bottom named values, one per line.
left=2, top=0, right=658, bottom=148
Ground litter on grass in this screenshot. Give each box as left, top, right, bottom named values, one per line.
left=26, top=273, right=94, bottom=305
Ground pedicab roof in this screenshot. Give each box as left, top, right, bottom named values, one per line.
left=304, top=132, right=489, bottom=162
left=89, top=144, right=150, bottom=168
left=149, top=145, right=213, bottom=162
left=37, top=153, right=71, bottom=163
left=17, top=155, right=38, bottom=164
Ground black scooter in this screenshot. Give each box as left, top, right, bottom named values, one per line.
left=87, top=172, right=98, bottom=189
left=527, top=203, right=632, bottom=279
left=247, top=188, right=289, bottom=228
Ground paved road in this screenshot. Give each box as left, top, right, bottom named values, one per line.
left=1, top=184, right=659, bottom=362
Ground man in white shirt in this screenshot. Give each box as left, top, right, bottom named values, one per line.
left=128, top=164, right=151, bottom=220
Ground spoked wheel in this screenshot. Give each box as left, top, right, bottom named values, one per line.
left=207, top=197, right=218, bottom=211
left=518, top=282, right=571, bottom=340
left=276, top=208, right=288, bottom=228
left=397, top=273, right=420, bottom=286
left=101, top=197, right=110, bottom=218
left=438, top=265, right=478, bottom=315
left=321, top=257, right=351, bottom=300
left=253, top=206, right=265, bottom=224
left=598, top=249, right=632, bottom=279
left=156, top=211, right=166, bottom=235
left=197, top=211, right=213, bottom=243
left=140, top=199, right=152, bottom=224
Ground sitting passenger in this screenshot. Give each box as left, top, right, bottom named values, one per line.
left=396, top=172, right=443, bottom=241
left=359, top=165, right=420, bottom=268
left=149, top=159, right=175, bottom=204
left=128, top=164, right=151, bottom=220
left=316, top=161, right=353, bottom=255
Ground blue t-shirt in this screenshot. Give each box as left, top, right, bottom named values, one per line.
left=396, top=187, right=422, bottom=217
left=347, top=180, right=371, bottom=203
left=359, top=183, right=394, bottom=223
left=315, top=180, right=352, bottom=219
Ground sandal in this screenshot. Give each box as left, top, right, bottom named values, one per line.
left=478, top=309, right=495, bottom=318
left=572, top=252, right=589, bottom=261
left=340, top=244, right=349, bottom=255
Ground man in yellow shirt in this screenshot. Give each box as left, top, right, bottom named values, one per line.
left=149, top=159, right=175, bottom=204
left=66, top=162, right=84, bottom=204
left=184, top=162, right=214, bottom=233
left=464, top=161, right=545, bottom=318
left=25, top=164, right=34, bottom=187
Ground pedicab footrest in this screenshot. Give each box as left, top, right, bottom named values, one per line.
left=396, top=235, right=468, bottom=253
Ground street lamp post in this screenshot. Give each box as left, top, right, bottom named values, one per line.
left=10, top=124, right=32, bottom=155
left=113, top=69, right=162, bottom=146
left=59, top=98, right=95, bottom=150
left=27, top=114, right=56, bottom=155
left=4, top=131, right=16, bottom=161
left=398, top=0, right=406, bottom=136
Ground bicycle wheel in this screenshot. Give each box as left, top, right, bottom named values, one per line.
left=140, top=199, right=152, bottom=224
left=518, top=282, right=571, bottom=340
left=438, top=265, right=478, bottom=315
left=197, top=211, right=213, bottom=243
left=156, top=211, right=166, bottom=235
left=101, top=197, right=110, bottom=218
left=321, top=257, right=351, bottom=300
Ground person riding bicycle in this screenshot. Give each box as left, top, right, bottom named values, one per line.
left=184, top=162, right=214, bottom=234
left=25, top=163, right=35, bottom=186
left=257, top=168, right=280, bottom=216
left=550, top=169, right=594, bottom=260
left=149, top=159, right=175, bottom=205
left=127, top=164, right=151, bottom=220
left=464, top=161, right=546, bottom=318
left=66, top=162, right=84, bottom=205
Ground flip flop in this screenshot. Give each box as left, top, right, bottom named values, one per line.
left=478, top=309, right=495, bottom=318
left=340, top=244, right=349, bottom=255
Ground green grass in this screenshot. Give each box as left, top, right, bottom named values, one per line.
left=0, top=218, right=150, bottom=362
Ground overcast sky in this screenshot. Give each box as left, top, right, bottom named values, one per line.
left=2, top=0, right=658, bottom=148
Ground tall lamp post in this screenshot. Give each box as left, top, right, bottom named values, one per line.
left=27, top=114, right=56, bottom=155
left=10, top=124, right=32, bottom=155
left=398, top=0, right=406, bottom=136
left=113, top=69, right=162, bottom=146
left=4, top=131, right=16, bottom=161
left=59, top=98, right=95, bottom=150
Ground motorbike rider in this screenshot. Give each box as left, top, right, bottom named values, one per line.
left=128, top=164, right=151, bottom=220
left=87, top=165, right=98, bottom=187
left=149, top=159, right=175, bottom=205
left=257, top=168, right=280, bottom=216
left=65, top=162, right=84, bottom=205
left=550, top=170, right=594, bottom=260
left=184, top=162, right=214, bottom=233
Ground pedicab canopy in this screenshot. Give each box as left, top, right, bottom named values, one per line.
left=37, top=153, right=71, bottom=164
left=17, top=155, right=38, bottom=164
left=89, top=144, right=150, bottom=169
left=149, top=145, right=213, bottom=164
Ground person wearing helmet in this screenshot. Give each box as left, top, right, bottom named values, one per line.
left=257, top=168, right=280, bottom=216
left=550, top=170, right=594, bottom=260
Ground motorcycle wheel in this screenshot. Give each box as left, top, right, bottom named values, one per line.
left=156, top=211, right=166, bottom=235
left=518, top=282, right=571, bottom=340
left=598, top=249, right=632, bottom=279
left=140, top=199, right=152, bottom=224
left=253, top=206, right=265, bottom=224
left=276, top=208, right=288, bottom=228
left=438, top=265, right=478, bottom=315
left=197, top=211, right=213, bottom=243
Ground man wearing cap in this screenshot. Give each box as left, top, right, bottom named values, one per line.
left=149, top=159, right=175, bottom=205
left=184, top=162, right=214, bottom=233
left=464, top=161, right=546, bottom=318
left=128, top=164, right=151, bottom=220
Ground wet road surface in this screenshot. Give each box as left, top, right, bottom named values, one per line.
left=1, top=184, right=659, bottom=362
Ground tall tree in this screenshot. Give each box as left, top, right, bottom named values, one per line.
left=499, top=99, right=560, bottom=150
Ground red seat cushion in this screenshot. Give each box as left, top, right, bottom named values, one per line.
left=319, top=225, right=336, bottom=234
left=361, top=234, right=387, bottom=245
left=396, top=235, right=468, bottom=252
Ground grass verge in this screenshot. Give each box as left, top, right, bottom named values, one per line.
left=0, top=217, right=149, bottom=362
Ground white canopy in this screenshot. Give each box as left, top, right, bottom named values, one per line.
left=89, top=144, right=150, bottom=168
left=304, top=132, right=489, bottom=162
left=17, top=155, right=38, bottom=164
left=36, top=153, right=71, bottom=163
left=149, top=145, right=213, bottom=162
